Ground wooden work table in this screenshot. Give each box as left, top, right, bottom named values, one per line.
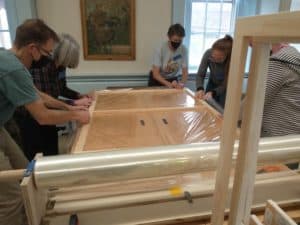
left=71, top=88, right=224, bottom=153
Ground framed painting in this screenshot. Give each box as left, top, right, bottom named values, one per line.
left=80, top=0, right=136, bottom=60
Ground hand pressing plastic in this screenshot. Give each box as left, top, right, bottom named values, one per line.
left=195, top=90, right=205, bottom=99
left=171, top=80, right=184, bottom=89
left=79, top=91, right=95, bottom=100
left=204, top=91, right=213, bottom=100
left=67, top=104, right=89, bottom=111
left=195, top=90, right=213, bottom=100
left=74, top=96, right=93, bottom=107
left=75, top=110, right=90, bottom=124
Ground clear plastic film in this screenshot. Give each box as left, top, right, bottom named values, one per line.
left=83, top=89, right=222, bottom=151
left=83, top=109, right=222, bottom=151
left=94, top=89, right=197, bottom=111
left=35, top=135, right=300, bottom=189
left=50, top=89, right=299, bottom=190
left=182, top=110, right=222, bottom=144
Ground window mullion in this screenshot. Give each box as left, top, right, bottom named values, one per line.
left=230, top=0, right=237, bottom=33
left=203, top=1, right=208, bottom=55
left=219, top=0, right=224, bottom=37
left=186, top=0, right=235, bottom=72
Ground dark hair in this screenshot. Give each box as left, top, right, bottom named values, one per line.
left=212, top=34, right=233, bottom=57
left=167, top=23, right=185, bottom=38
left=14, top=19, right=59, bottom=48
left=212, top=35, right=233, bottom=89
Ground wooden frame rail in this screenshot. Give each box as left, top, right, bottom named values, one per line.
left=212, top=11, right=300, bottom=225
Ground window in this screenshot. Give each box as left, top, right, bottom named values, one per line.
left=0, top=0, right=12, bottom=49
left=185, top=0, right=237, bottom=72
left=290, top=0, right=300, bottom=51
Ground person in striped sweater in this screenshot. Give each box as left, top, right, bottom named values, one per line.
left=261, top=44, right=300, bottom=137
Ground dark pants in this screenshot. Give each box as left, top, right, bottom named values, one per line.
left=148, top=71, right=178, bottom=87
left=14, top=111, right=58, bottom=161
left=206, top=79, right=226, bottom=108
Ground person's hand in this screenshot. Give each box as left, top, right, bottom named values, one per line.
left=74, top=97, right=92, bottom=107
left=204, top=91, right=213, bottom=100
left=75, top=110, right=90, bottom=125
left=87, top=92, right=95, bottom=101
left=67, top=105, right=88, bottom=111
left=79, top=91, right=95, bottom=100
left=173, top=81, right=184, bottom=89
left=178, top=82, right=185, bottom=89
left=171, top=80, right=179, bottom=88
left=195, top=90, right=205, bottom=99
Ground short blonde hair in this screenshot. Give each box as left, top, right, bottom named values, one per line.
left=54, top=33, right=80, bottom=68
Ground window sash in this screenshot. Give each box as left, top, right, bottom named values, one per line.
left=192, top=0, right=233, bottom=3
left=186, top=0, right=237, bottom=72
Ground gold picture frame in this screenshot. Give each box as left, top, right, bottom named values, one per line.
left=80, top=0, right=136, bottom=60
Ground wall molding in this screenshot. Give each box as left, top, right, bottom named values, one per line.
left=67, top=74, right=150, bottom=93
left=66, top=73, right=198, bottom=93
left=66, top=73, right=248, bottom=94
left=67, top=74, right=149, bottom=82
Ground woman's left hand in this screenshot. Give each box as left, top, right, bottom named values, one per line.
left=67, top=104, right=89, bottom=111
left=204, top=92, right=213, bottom=100
left=74, top=97, right=93, bottom=107
left=79, top=91, right=95, bottom=100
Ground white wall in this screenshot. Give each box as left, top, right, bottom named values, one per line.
left=36, top=0, right=172, bottom=76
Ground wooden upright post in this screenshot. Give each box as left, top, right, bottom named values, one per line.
left=228, top=41, right=270, bottom=225
left=211, top=36, right=249, bottom=225
left=212, top=11, right=300, bottom=225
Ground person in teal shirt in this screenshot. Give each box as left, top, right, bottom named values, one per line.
left=0, top=49, right=39, bottom=126
left=0, top=19, right=90, bottom=225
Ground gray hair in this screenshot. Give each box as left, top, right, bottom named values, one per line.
left=54, top=33, right=80, bottom=68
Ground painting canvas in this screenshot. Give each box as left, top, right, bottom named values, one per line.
left=80, top=0, right=135, bottom=60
